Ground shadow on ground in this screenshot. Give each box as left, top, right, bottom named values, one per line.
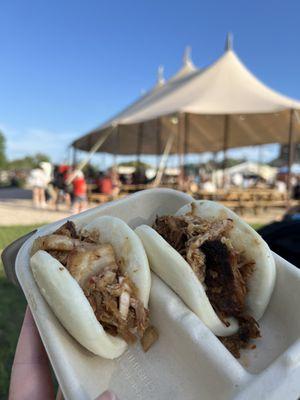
left=0, top=188, right=32, bottom=201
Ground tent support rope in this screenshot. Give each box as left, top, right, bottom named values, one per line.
left=68, top=125, right=116, bottom=184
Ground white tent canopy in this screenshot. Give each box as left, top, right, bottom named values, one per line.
left=73, top=37, right=300, bottom=156
left=213, top=161, right=277, bottom=184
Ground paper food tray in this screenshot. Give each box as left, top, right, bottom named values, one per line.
left=15, top=188, right=300, bottom=400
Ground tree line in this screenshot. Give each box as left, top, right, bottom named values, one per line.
left=0, top=131, right=50, bottom=170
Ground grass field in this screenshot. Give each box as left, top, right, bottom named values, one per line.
left=0, top=225, right=42, bottom=400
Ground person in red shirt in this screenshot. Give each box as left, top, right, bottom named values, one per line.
left=97, top=172, right=113, bottom=195
left=70, top=169, right=88, bottom=213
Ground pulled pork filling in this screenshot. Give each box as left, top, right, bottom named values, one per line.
left=84, top=268, right=149, bottom=344
left=32, top=221, right=158, bottom=351
left=153, top=213, right=260, bottom=358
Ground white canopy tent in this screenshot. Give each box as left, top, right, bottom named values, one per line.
left=212, top=161, right=278, bottom=187
left=73, top=35, right=300, bottom=189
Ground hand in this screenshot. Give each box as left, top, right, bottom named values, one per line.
left=9, top=306, right=118, bottom=400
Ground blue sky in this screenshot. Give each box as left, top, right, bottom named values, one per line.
left=1, top=0, right=300, bottom=166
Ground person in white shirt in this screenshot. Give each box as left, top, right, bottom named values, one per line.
left=202, top=179, right=216, bottom=193
left=28, top=166, right=48, bottom=208
left=275, top=180, right=287, bottom=193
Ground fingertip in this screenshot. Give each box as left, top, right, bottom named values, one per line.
left=95, top=390, right=119, bottom=400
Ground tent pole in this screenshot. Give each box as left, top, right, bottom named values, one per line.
left=258, top=144, right=263, bottom=177
left=184, top=113, right=189, bottom=183
left=72, top=147, right=77, bottom=167
left=137, top=123, right=143, bottom=165
left=111, top=125, right=119, bottom=191
left=67, top=146, right=71, bottom=166
left=178, top=113, right=185, bottom=189
left=222, top=115, right=230, bottom=188
left=258, top=145, right=263, bottom=164
left=287, top=109, right=295, bottom=202
left=112, top=125, right=119, bottom=174
left=176, top=115, right=181, bottom=187
left=156, top=118, right=161, bottom=171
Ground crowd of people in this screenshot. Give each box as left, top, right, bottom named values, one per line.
left=184, top=171, right=300, bottom=198
left=27, top=162, right=300, bottom=213
left=27, top=163, right=117, bottom=214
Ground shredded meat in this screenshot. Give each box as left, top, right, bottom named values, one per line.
left=32, top=220, right=154, bottom=351
left=238, top=258, right=256, bottom=286
left=66, top=243, right=119, bottom=287
left=201, top=240, right=246, bottom=318
left=153, top=210, right=260, bottom=358
left=84, top=270, right=149, bottom=344
left=219, top=315, right=260, bottom=358
left=154, top=215, right=233, bottom=283
left=55, top=221, right=79, bottom=239
left=48, top=250, right=70, bottom=266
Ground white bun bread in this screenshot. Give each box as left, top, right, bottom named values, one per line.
left=135, top=201, right=275, bottom=337
left=176, top=201, right=276, bottom=321
left=30, top=216, right=151, bottom=359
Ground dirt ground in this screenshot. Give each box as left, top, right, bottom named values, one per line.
left=0, top=199, right=71, bottom=225
left=0, top=188, right=285, bottom=227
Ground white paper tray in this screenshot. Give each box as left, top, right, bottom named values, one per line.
left=15, top=188, right=300, bottom=400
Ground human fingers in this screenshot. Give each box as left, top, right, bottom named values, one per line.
left=9, top=307, right=55, bottom=400
left=94, top=390, right=119, bottom=400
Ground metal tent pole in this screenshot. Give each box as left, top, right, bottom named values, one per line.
left=258, top=144, right=263, bottom=164
left=183, top=113, right=189, bottom=182
left=156, top=118, right=161, bottom=171
left=72, top=147, right=77, bottom=167
left=137, top=123, right=143, bottom=164
left=222, top=115, right=230, bottom=188
left=287, top=109, right=295, bottom=199
left=112, top=125, right=119, bottom=174
left=67, top=145, right=72, bottom=166
left=258, top=144, right=263, bottom=177
left=177, top=113, right=186, bottom=189
left=176, top=115, right=181, bottom=186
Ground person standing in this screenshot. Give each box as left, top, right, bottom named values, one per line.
left=40, top=161, right=56, bottom=207
left=70, top=169, right=88, bottom=213
left=97, top=171, right=113, bottom=195
left=27, top=165, right=48, bottom=208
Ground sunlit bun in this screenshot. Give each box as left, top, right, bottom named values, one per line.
left=30, top=216, right=151, bottom=359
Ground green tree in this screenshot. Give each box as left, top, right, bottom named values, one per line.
left=0, top=131, right=7, bottom=168
left=8, top=153, right=51, bottom=170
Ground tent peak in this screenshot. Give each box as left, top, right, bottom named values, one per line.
left=156, top=65, right=165, bottom=87
left=169, top=46, right=197, bottom=82
left=183, top=46, right=195, bottom=68
left=225, top=32, right=233, bottom=51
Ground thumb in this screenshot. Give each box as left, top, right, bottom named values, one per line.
left=95, top=390, right=119, bottom=400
